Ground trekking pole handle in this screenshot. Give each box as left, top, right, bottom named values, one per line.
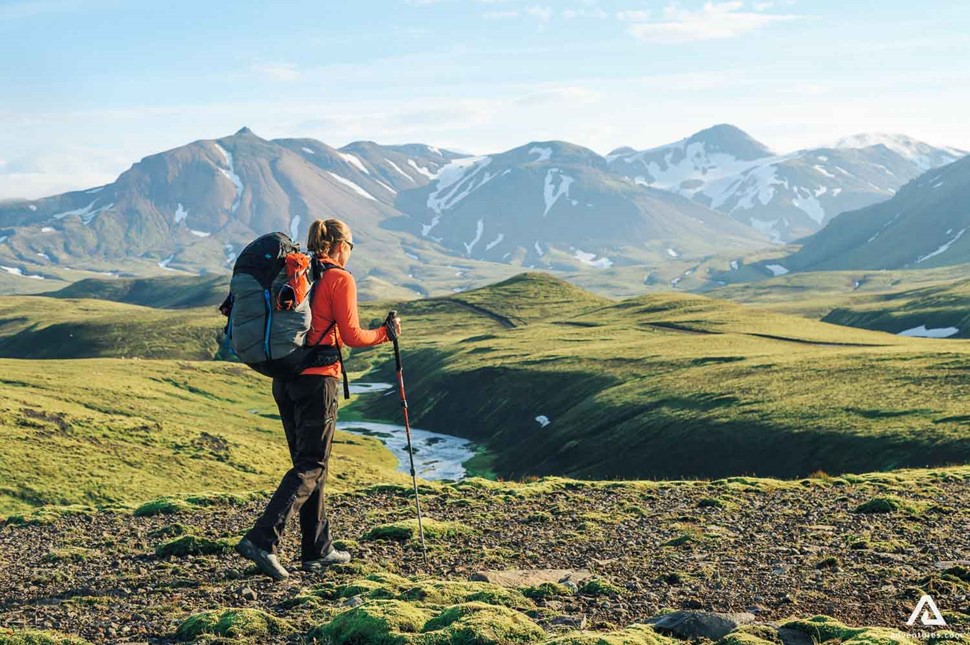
left=385, top=310, right=400, bottom=343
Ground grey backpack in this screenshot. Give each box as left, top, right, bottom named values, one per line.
left=220, top=232, right=342, bottom=379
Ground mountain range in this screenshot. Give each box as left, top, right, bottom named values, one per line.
left=606, top=125, right=964, bottom=244
left=0, top=124, right=965, bottom=297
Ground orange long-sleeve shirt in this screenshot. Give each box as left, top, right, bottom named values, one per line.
left=302, top=254, right=389, bottom=377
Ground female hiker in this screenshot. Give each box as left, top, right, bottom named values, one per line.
left=236, top=218, right=402, bottom=580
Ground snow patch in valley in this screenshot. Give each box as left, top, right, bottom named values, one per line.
left=224, top=243, right=237, bottom=266
left=158, top=255, right=176, bottom=271
left=534, top=241, right=544, bottom=257
left=916, top=228, right=966, bottom=264
left=190, top=230, right=210, bottom=238
left=405, top=252, right=419, bottom=260
left=529, top=146, right=552, bottom=162
left=535, top=415, right=550, bottom=428
left=933, top=180, right=945, bottom=189
left=290, top=215, right=302, bottom=243
left=897, top=324, right=959, bottom=338
left=174, top=203, right=188, bottom=224
left=667, top=248, right=679, bottom=258
left=37, top=252, right=50, bottom=260
left=41, top=227, right=55, bottom=233
left=543, top=168, right=574, bottom=216
left=1, top=266, right=45, bottom=280
left=574, top=249, right=613, bottom=269
left=765, top=263, right=789, bottom=276
left=730, top=260, right=739, bottom=270
left=28, top=205, right=37, bottom=211
left=340, top=153, right=370, bottom=175
left=813, top=165, right=835, bottom=179
left=327, top=172, right=377, bottom=201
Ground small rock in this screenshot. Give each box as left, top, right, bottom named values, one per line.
left=342, top=595, right=364, bottom=607
left=239, top=586, right=257, bottom=602
left=469, top=568, right=593, bottom=588
left=648, top=610, right=756, bottom=641
left=561, top=580, right=579, bottom=593
left=550, top=615, right=587, bottom=629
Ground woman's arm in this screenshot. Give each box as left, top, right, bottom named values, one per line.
left=329, top=270, right=389, bottom=348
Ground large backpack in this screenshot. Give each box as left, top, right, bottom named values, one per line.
left=220, top=232, right=345, bottom=382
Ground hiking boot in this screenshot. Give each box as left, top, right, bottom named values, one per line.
left=302, top=547, right=352, bottom=572
left=235, top=537, right=289, bottom=581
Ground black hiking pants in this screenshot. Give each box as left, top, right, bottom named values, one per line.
left=244, top=375, right=339, bottom=561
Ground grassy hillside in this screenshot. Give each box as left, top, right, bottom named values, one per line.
left=0, top=297, right=221, bottom=359
left=703, top=263, right=970, bottom=319
left=0, top=359, right=409, bottom=517
left=355, top=274, right=970, bottom=480
left=48, top=274, right=230, bottom=308
left=821, top=277, right=970, bottom=338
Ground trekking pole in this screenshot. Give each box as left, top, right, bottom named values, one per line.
left=386, top=310, right=429, bottom=569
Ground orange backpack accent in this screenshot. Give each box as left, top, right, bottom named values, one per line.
left=276, top=252, right=311, bottom=311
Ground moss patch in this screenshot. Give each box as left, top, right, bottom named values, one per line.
left=133, top=497, right=191, bottom=517
left=546, top=623, right=675, bottom=645
left=362, top=518, right=473, bottom=542
left=156, top=534, right=237, bottom=558
left=309, top=599, right=432, bottom=644
left=0, top=629, right=91, bottom=644
left=175, top=608, right=292, bottom=642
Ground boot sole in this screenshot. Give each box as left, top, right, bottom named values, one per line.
left=236, top=539, right=289, bottom=581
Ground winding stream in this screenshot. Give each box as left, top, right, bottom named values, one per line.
left=338, top=382, right=479, bottom=481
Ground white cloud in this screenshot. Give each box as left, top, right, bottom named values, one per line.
left=625, top=2, right=801, bottom=43
left=563, top=7, right=607, bottom=19
left=252, top=62, right=301, bottom=82
left=616, top=9, right=651, bottom=21
left=483, top=9, right=519, bottom=18
left=525, top=5, right=553, bottom=22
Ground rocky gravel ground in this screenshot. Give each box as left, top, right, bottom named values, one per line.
left=1, top=472, right=969, bottom=643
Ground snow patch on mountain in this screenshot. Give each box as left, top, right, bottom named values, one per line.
left=327, top=172, right=377, bottom=201
left=214, top=144, right=244, bottom=214
left=916, top=228, right=966, bottom=264
left=426, top=156, right=493, bottom=216
left=190, top=230, right=209, bottom=238
left=574, top=249, right=613, bottom=269
left=485, top=233, right=504, bottom=251
left=667, top=248, right=679, bottom=258
left=175, top=203, right=188, bottom=224
left=534, top=241, right=544, bottom=257
left=765, top=263, right=789, bottom=276
left=529, top=146, right=552, bottom=162
left=791, top=192, right=825, bottom=224
left=158, top=255, right=176, bottom=271
left=836, top=133, right=963, bottom=171
left=52, top=200, right=112, bottom=225
left=340, top=153, right=370, bottom=175
left=463, top=219, right=485, bottom=254
left=1, top=266, right=44, bottom=280
left=301, top=147, right=315, bottom=155
left=543, top=169, right=574, bottom=216
left=408, top=159, right=436, bottom=179
left=290, top=215, right=301, bottom=243
left=386, top=159, right=415, bottom=182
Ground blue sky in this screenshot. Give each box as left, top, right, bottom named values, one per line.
left=2, top=0, right=969, bottom=198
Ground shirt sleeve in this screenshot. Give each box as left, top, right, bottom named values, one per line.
left=329, top=270, right=389, bottom=348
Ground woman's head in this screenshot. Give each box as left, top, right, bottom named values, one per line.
left=307, top=218, right=353, bottom=258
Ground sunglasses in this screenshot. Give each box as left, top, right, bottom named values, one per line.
left=344, top=240, right=355, bottom=251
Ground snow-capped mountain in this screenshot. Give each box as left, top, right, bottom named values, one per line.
left=608, top=125, right=964, bottom=243
left=388, top=140, right=769, bottom=268
left=777, top=155, right=970, bottom=271
left=0, top=128, right=459, bottom=279
left=834, top=133, right=965, bottom=171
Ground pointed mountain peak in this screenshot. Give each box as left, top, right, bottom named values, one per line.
left=235, top=126, right=255, bottom=136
